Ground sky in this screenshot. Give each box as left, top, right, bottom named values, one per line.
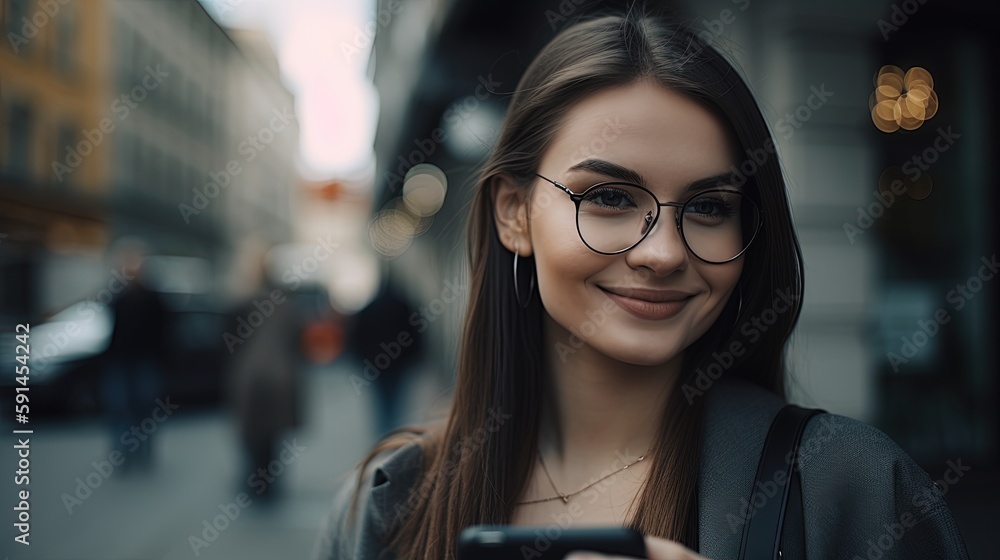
left=199, top=0, right=378, bottom=182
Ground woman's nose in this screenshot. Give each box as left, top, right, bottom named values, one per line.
left=625, top=208, right=689, bottom=275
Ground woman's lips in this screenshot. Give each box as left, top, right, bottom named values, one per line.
left=599, top=287, right=693, bottom=320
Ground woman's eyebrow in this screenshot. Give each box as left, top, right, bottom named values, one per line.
left=566, top=158, right=645, bottom=185
left=566, top=158, right=740, bottom=194
left=684, top=173, right=740, bottom=195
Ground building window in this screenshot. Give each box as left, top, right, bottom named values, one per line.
left=7, top=101, right=32, bottom=180
left=126, top=134, right=139, bottom=192
left=152, top=149, right=165, bottom=199
left=115, top=27, right=133, bottom=91
left=135, top=139, right=148, bottom=194
left=168, top=155, right=181, bottom=199
left=55, top=121, right=75, bottom=186
left=54, top=3, right=75, bottom=77
left=3, top=0, right=30, bottom=55
left=114, top=131, right=133, bottom=190
left=0, top=105, right=5, bottom=168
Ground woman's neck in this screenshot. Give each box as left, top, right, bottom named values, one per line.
left=538, top=313, right=681, bottom=471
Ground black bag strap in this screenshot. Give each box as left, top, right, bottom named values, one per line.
left=737, top=404, right=825, bottom=560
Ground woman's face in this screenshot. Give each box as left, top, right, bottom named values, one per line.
left=520, top=81, right=744, bottom=367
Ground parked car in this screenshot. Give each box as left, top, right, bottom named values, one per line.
left=0, top=294, right=230, bottom=419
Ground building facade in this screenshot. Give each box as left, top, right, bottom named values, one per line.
left=0, top=0, right=298, bottom=325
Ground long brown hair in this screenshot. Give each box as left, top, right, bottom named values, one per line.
left=350, top=8, right=803, bottom=559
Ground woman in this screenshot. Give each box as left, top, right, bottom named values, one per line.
left=313, top=9, right=971, bottom=560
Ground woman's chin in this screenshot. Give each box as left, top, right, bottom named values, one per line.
left=595, top=340, right=683, bottom=369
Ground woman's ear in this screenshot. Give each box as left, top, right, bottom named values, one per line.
left=491, top=174, right=534, bottom=257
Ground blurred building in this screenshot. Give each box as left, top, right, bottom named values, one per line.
left=0, top=0, right=109, bottom=320
left=0, top=0, right=298, bottom=325
left=367, top=0, right=998, bottom=466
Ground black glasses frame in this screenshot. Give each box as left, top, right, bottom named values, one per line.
left=534, top=173, right=764, bottom=264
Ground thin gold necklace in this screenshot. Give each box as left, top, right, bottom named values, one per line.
left=516, top=447, right=652, bottom=505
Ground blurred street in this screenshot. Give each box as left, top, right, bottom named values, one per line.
left=0, top=0, right=997, bottom=558
left=0, top=362, right=444, bottom=560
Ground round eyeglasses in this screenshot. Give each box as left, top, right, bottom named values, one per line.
left=535, top=174, right=763, bottom=264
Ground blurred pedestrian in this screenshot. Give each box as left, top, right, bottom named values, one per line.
left=101, top=236, right=168, bottom=474
left=225, top=242, right=304, bottom=502
left=347, top=273, right=424, bottom=438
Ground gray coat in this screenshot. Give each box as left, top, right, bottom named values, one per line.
left=312, top=376, right=972, bottom=559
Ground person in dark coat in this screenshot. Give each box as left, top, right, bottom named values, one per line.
left=347, top=275, right=425, bottom=438
left=101, top=237, right=168, bottom=473
left=225, top=243, right=304, bottom=502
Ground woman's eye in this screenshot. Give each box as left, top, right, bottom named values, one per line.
left=585, top=188, right=635, bottom=209
left=689, top=200, right=720, bottom=215
left=686, top=197, right=734, bottom=216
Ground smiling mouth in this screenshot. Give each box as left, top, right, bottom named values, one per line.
left=598, top=287, right=694, bottom=320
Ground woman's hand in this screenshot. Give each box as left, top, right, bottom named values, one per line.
left=565, top=535, right=711, bottom=560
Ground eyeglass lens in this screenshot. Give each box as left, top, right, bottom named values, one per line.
left=575, top=183, right=759, bottom=262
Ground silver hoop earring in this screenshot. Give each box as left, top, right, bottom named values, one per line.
left=513, top=248, right=535, bottom=309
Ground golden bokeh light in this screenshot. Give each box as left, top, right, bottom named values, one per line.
left=402, top=163, right=448, bottom=217
left=368, top=163, right=448, bottom=257
left=877, top=166, right=934, bottom=202
left=870, top=66, right=938, bottom=133
left=369, top=208, right=417, bottom=257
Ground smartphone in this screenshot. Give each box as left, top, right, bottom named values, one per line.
left=457, top=525, right=647, bottom=559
